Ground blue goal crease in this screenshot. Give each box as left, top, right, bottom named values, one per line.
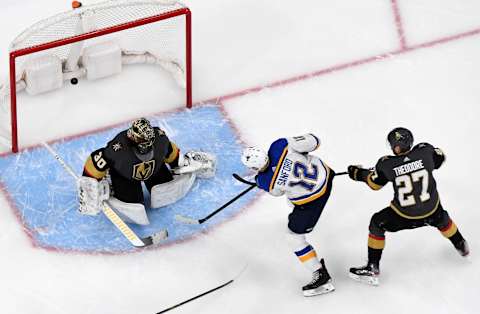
left=0, top=105, right=257, bottom=253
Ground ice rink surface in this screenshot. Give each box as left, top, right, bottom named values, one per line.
left=0, top=0, right=479, bottom=313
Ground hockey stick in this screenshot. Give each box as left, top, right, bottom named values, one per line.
left=232, top=173, right=256, bottom=186
left=233, top=171, right=348, bottom=185
left=157, top=279, right=233, bottom=314
left=156, top=264, right=248, bottom=314
left=175, top=184, right=256, bottom=225
left=176, top=169, right=347, bottom=225
left=42, top=142, right=168, bottom=247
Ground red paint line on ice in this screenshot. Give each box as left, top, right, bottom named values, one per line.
left=197, top=26, right=480, bottom=105
left=405, top=27, right=480, bottom=51
left=391, top=0, right=407, bottom=50
left=2, top=24, right=480, bottom=254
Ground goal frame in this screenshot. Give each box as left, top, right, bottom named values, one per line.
left=8, top=7, right=192, bottom=153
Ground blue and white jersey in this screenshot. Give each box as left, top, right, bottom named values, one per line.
left=255, top=134, right=331, bottom=205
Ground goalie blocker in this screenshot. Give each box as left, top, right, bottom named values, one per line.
left=79, top=118, right=215, bottom=225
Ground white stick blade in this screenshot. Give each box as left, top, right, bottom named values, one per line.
left=175, top=214, right=199, bottom=225
left=150, top=229, right=169, bottom=244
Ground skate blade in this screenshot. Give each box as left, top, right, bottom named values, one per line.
left=303, top=282, right=335, bottom=297
left=349, top=272, right=379, bottom=286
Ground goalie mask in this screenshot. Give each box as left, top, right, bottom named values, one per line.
left=127, top=118, right=155, bottom=154
left=241, top=146, right=269, bottom=172
left=387, top=127, right=414, bottom=155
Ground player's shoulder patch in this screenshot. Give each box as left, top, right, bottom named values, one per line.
left=111, top=141, right=123, bottom=152
left=104, top=131, right=130, bottom=159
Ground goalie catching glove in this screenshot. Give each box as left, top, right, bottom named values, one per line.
left=173, top=151, right=216, bottom=178
left=77, top=176, right=110, bottom=215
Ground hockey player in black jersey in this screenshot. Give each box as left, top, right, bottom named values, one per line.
left=347, top=127, right=469, bottom=285
left=79, top=118, right=215, bottom=225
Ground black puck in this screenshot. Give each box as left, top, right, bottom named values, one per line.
left=71, top=78, right=78, bottom=85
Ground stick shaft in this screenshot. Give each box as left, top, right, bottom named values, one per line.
left=199, top=184, right=256, bottom=223
left=232, top=173, right=256, bottom=186
left=42, top=142, right=147, bottom=247
left=156, top=279, right=234, bottom=314
left=42, top=142, right=79, bottom=180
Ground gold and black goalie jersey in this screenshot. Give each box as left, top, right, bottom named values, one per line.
left=83, top=127, right=179, bottom=181
left=367, top=143, right=445, bottom=219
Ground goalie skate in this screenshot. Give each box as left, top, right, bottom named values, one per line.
left=349, top=263, right=380, bottom=286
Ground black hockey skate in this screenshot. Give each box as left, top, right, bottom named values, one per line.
left=455, top=239, right=470, bottom=257
left=302, top=259, right=335, bottom=297
left=349, top=262, right=380, bottom=286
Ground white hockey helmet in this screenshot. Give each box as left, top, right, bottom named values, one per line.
left=241, top=146, right=269, bottom=171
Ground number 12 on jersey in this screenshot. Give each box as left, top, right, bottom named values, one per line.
left=289, top=162, right=318, bottom=191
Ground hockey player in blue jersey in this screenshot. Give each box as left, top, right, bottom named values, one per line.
left=241, top=134, right=335, bottom=297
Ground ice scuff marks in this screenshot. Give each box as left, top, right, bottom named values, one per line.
left=0, top=105, right=256, bottom=253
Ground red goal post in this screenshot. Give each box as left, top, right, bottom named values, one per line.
left=2, top=0, right=192, bottom=153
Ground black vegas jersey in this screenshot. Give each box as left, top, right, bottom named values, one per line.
left=369, top=143, right=445, bottom=219
left=84, top=127, right=179, bottom=181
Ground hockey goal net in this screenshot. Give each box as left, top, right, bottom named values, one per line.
left=0, top=0, right=191, bottom=153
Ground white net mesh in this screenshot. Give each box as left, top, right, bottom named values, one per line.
left=11, top=0, right=186, bottom=53
left=0, top=0, right=189, bottom=151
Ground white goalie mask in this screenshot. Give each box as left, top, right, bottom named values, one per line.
left=241, top=146, right=269, bottom=171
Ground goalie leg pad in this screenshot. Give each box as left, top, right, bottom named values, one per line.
left=78, top=176, right=110, bottom=216
left=151, top=172, right=196, bottom=208
left=106, top=197, right=149, bottom=225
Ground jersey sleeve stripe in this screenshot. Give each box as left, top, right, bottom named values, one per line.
left=84, top=156, right=107, bottom=179
left=290, top=163, right=331, bottom=205
left=164, top=142, right=179, bottom=164
left=268, top=146, right=289, bottom=192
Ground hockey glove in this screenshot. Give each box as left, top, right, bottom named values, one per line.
left=348, top=165, right=370, bottom=182
left=172, top=151, right=216, bottom=178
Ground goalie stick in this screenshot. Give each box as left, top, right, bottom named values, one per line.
left=42, top=142, right=168, bottom=248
